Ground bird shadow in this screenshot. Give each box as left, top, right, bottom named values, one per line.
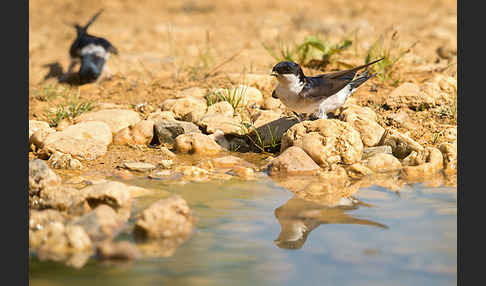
left=42, top=61, right=86, bottom=86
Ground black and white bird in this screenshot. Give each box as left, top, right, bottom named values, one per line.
left=271, top=58, right=384, bottom=120
left=66, top=9, right=118, bottom=84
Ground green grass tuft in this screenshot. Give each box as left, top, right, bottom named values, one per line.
left=43, top=90, right=95, bottom=127
left=365, top=30, right=418, bottom=84
left=263, top=35, right=352, bottom=69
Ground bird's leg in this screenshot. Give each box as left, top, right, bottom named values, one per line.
left=317, top=107, right=328, bottom=119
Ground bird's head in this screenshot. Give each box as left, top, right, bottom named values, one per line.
left=271, top=61, right=306, bottom=85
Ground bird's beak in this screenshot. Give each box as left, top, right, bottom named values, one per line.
left=270, top=72, right=278, bottom=77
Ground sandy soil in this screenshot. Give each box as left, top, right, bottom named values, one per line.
left=29, top=0, right=457, bottom=176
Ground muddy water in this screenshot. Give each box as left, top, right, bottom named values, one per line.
left=30, top=177, right=456, bottom=286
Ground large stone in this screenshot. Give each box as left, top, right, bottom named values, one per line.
left=206, top=101, right=234, bottom=117
left=75, top=109, right=142, bottom=134
left=29, top=209, right=66, bottom=231
left=123, top=162, right=156, bottom=172
left=380, top=128, right=424, bottom=159
left=439, top=142, right=457, bottom=175
left=81, top=181, right=132, bottom=210
left=247, top=117, right=300, bottom=148
left=268, top=146, right=321, bottom=176
left=37, top=186, right=87, bottom=211
left=362, top=146, right=393, bottom=160
left=339, top=105, right=385, bottom=147
left=175, top=132, right=222, bottom=155
left=69, top=204, right=126, bottom=242
left=29, top=120, right=51, bottom=139
left=48, top=151, right=83, bottom=170
left=32, top=223, right=92, bottom=262
left=154, top=120, right=201, bottom=145
left=133, top=195, right=195, bottom=240
left=212, top=85, right=264, bottom=108
left=161, top=97, right=207, bottom=123
left=401, top=147, right=444, bottom=181
left=198, top=114, right=243, bottom=135
left=29, top=159, right=61, bottom=196
left=365, top=153, right=402, bottom=173
left=281, top=119, right=363, bottom=168
left=147, top=110, right=176, bottom=121
left=113, top=120, right=154, bottom=146
left=39, top=121, right=112, bottom=160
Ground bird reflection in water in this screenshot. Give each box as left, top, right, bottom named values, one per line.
left=274, top=195, right=387, bottom=250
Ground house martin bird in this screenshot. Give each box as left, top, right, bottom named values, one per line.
left=66, top=9, right=118, bottom=84
left=271, top=58, right=384, bottom=119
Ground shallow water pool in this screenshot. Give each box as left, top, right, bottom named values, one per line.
left=30, top=176, right=456, bottom=286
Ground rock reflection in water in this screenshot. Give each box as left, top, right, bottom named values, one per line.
left=274, top=196, right=387, bottom=250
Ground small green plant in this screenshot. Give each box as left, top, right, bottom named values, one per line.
left=43, top=90, right=95, bottom=127
left=240, top=122, right=281, bottom=154
left=263, top=35, right=352, bottom=69
left=206, top=85, right=246, bottom=111
left=365, top=30, right=418, bottom=84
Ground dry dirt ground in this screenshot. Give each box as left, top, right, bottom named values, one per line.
left=29, top=0, right=457, bottom=176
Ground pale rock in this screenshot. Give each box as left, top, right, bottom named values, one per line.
left=48, top=151, right=83, bottom=170
left=401, top=147, right=444, bottom=181
left=29, top=120, right=51, bottom=139
left=268, top=146, right=320, bottom=176
left=69, top=204, right=125, bottom=242
left=161, top=97, right=207, bottom=123
left=362, top=146, right=393, bottom=160
left=380, top=128, right=424, bottom=159
left=198, top=114, right=243, bottom=135
left=154, top=120, right=201, bottom=145
left=133, top=195, right=195, bottom=239
left=39, top=121, right=112, bottom=161
left=75, top=109, right=141, bottom=134
left=29, top=209, right=66, bottom=231
left=113, top=120, right=154, bottom=146
left=365, top=153, right=402, bottom=173
left=82, top=181, right=131, bottom=210
left=175, top=132, right=222, bottom=155
left=281, top=119, right=363, bottom=168
left=206, top=101, right=234, bottom=117
left=231, top=166, right=255, bottom=180
left=147, top=110, right=176, bottom=121
left=439, top=142, right=457, bottom=175
left=123, top=162, right=156, bottom=172
left=29, top=159, right=61, bottom=196
left=158, top=146, right=176, bottom=159
left=160, top=159, right=174, bottom=169
left=339, top=105, right=385, bottom=146
left=213, top=85, right=263, bottom=108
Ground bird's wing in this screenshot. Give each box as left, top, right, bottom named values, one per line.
left=93, top=37, right=118, bottom=55
left=298, top=76, right=351, bottom=100
left=316, top=57, right=384, bottom=80
left=299, top=57, right=384, bottom=100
